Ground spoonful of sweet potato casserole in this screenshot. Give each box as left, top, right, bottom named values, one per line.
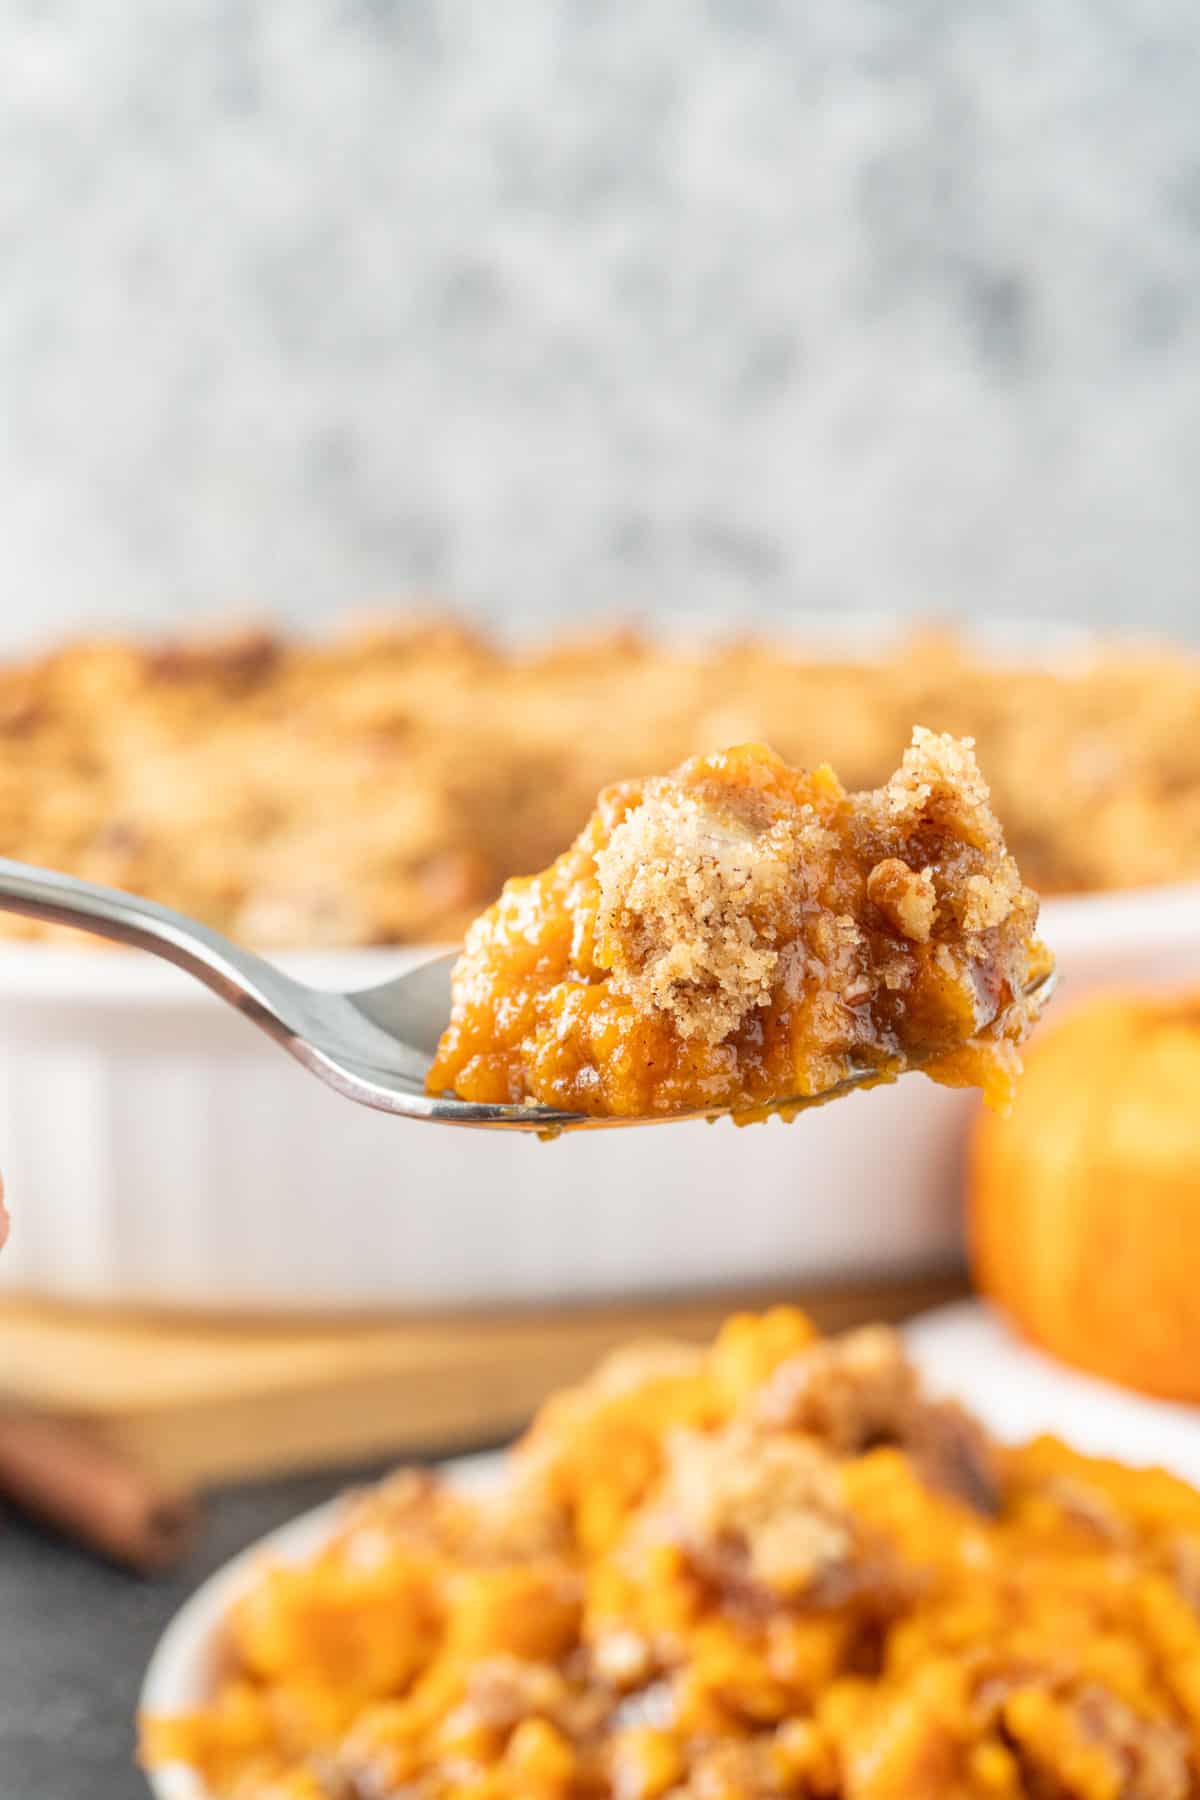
left=426, top=729, right=1053, bottom=1125
left=0, top=729, right=1052, bottom=1131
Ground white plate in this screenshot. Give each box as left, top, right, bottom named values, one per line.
left=906, top=1300, right=1200, bottom=1484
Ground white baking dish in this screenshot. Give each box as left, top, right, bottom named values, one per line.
left=0, top=879, right=1197, bottom=1311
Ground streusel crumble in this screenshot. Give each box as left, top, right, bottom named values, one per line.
left=427, top=733, right=1047, bottom=1117
left=0, top=619, right=1195, bottom=950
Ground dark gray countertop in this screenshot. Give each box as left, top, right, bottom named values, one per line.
left=0, top=1457, right=408, bottom=1800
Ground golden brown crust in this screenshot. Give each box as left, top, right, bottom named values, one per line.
left=0, top=619, right=1197, bottom=953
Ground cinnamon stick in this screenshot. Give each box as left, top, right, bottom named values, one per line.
left=0, top=1409, right=198, bottom=1573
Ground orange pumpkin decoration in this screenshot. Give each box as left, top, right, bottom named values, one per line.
left=969, top=988, right=1200, bottom=1402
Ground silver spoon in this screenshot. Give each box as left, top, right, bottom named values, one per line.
left=0, top=858, right=1056, bottom=1134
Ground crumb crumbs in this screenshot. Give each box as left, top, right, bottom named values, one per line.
left=866, top=857, right=938, bottom=941
left=594, top=781, right=798, bottom=1043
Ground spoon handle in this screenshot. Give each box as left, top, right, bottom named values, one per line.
left=0, top=857, right=304, bottom=1028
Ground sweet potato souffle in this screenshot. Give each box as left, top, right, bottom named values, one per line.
left=427, top=732, right=1049, bottom=1119
left=143, top=1308, right=1200, bottom=1800
left=0, top=619, right=1197, bottom=950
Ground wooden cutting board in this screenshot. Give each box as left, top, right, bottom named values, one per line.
left=0, top=1272, right=966, bottom=1486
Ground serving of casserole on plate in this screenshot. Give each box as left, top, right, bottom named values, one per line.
left=0, top=615, right=1198, bottom=1311
left=141, top=1307, right=1200, bottom=1800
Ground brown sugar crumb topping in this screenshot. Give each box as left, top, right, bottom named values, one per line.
left=428, top=731, right=1048, bottom=1119
left=866, top=856, right=937, bottom=942
left=2, top=618, right=1199, bottom=956
left=594, top=785, right=810, bottom=1044
left=657, top=1422, right=862, bottom=1603
left=755, top=1326, right=1000, bottom=1514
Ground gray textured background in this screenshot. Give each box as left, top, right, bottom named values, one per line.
left=2, top=0, right=1199, bottom=645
